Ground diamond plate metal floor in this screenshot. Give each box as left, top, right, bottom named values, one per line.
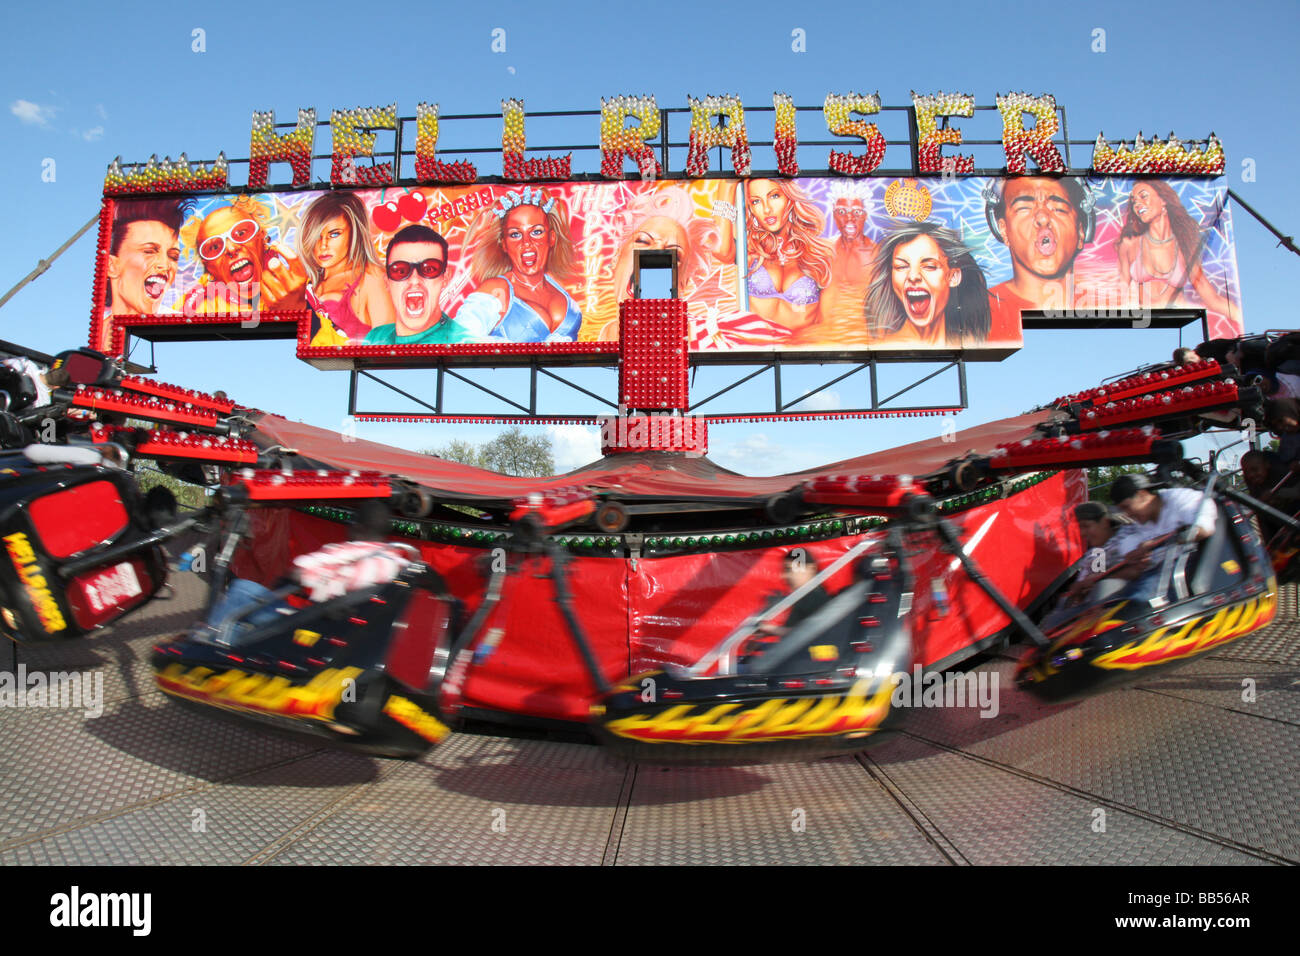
left=2, top=571, right=1296, bottom=865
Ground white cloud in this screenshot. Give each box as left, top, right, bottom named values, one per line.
left=95, top=103, right=108, bottom=120
left=712, top=431, right=835, bottom=477
left=11, top=99, right=55, bottom=126
left=546, top=424, right=601, bottom=473
left=81, top=126, right=103, bottom=141
left=713, top=433, right=783, bottom=473
left=787, top=388, right=841, bottom=412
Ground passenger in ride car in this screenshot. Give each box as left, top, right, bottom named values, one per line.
left=0, top=356, right=54, bottom=408
left=1240, top=449, right=1300, bottom=543
left=759, top=550, right=833, bottom=636
left=739, top=551, right=835, bottom=670
left=1264, top=397, right=1300, bottom=466
left=1195, top=337, right=1239, bottom=367
left=1241, top=450, right=1298, bottom=506
left=1040, top=502, right=1135, bottom=629
left=207, top=501, right=399, bottom=645
left=1111, top=474, right=1216, bottom=545
left=1107, top=474, right=1217, bottom=599
left=1252, top=372, right=1294, bottom=399
left=1265, top=331, right=1300, bottom=376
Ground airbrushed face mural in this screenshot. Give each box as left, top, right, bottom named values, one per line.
left=96, top=175, right=1243, bottom=359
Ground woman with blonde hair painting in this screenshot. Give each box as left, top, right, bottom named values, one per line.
left=584, top=185, right=719, bottom=342
left=298, top=192, right=395, bottom=345
left=709, top=178, right=834, bottom=335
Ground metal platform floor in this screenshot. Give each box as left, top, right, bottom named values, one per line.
left=2, top=571, right=1297, bottom=866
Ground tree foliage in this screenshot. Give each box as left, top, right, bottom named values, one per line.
left=1086, top=464, right=1148, bottom=501
left=132, top=460, right=210, bottom=510
left=431, top=438, right=487, bottom=469
left=481, top=426, right=555, bottom=476
left=425, top=427, right=555, bottom=477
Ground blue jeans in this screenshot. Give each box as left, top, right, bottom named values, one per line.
left=207, top=578, right=291, bottom=646
left=1113, top=567, right=1165, bottom=604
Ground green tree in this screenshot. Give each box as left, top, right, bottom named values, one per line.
left=429, top=438, right=486, bottom=469
left=132, top=460, right=210, bottom=510
left=424, top=427, right=554, bottom=477
left=1086, top=463, right=1148, bottom=501
left=480, top=426, right=554, bottom=477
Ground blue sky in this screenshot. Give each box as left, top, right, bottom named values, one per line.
left=3, top=0, right=1298, bottom=474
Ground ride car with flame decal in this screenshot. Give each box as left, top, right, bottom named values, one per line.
left=1016, top=495, right=1276, bottom=701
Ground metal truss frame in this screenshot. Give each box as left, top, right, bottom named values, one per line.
left=687, top=355, right=968, bottom=417
left=348, top=361, right=620, bottom=421
left=347, top=355, right=968, bottom=421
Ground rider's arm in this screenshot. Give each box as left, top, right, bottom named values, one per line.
left=1163, top=488, right=1217, bottom=542
left=1190, top=497, right=1217, bottom=541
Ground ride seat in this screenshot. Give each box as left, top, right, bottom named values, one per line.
left=743, top=579, right=873, bottom=676
left=1183, top=503, right=1242, bottom=596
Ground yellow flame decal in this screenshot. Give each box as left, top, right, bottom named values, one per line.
left=1051, top=602, right=1129, bottom=651
left=1093, top=590, right=1277, bottom=670
left=604, top=679, right=894, bottom=745
left=156, top=662, right=363, bottom=721
left=4, top=532, right=67, bottom=633
left=383, top=694, right=450, bottom=743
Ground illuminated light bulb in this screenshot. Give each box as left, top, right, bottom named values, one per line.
left=328, top=103, right=397, bottom=186
left=104, top=149, right=230, bottom=195
left=600, top=94, right=662, bottom=180
left=685, top=94, right=750, bottom=177
left=824, top=91, right=885, bottom=175
left=773, top=92, right=799, bottom=176
left=500, top=98, right=571, bottom=182
left=911, top=90, right=974, bottom=174
left=1092, top=130, right=1224, bottom=176
left=248, top=107, right=316, bottom=187
left=995, top=92, right=1065, bottom=173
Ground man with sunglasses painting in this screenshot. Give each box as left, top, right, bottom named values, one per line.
left=187, top=198, right=307, bottom=315
left=365, top=225, right=475, bottom=345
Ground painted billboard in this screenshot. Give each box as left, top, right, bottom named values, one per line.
left=96, top=175, right=1242, bottom=359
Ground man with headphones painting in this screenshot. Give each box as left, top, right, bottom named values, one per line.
left=984, top=176, right=1095, bottom=343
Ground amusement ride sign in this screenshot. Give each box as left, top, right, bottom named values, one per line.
left=92, top=92, right=1242, bottom=372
